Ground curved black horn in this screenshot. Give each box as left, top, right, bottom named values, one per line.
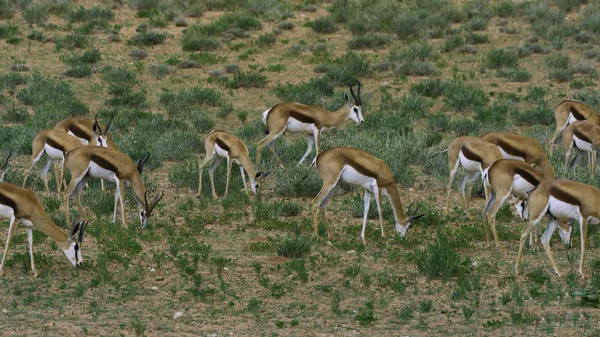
left=94, top=115, right=103, bottom=135
left=349, top=83, right=357, bottom=101
left=356, top=79, right=361, bottom=102
left=69, top=220, right=80, bottom=240
left=105, top=114, right=114, bottom=134
left=136, top=152, right=150, bottom=174
left=78, top=221, right=88, bottom=243
left=144, top=191, right=149, bottom=210
left=407, top=201, right=416, bottom=215
left=2, top=148, right=11, bottom=169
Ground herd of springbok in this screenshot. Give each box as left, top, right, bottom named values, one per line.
left=1, top=80, right=599, bottom=280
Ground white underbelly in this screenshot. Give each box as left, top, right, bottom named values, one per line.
left=567, top=113, right=579, bottom=125
left=214, top=144, right=229, bottom=159
left=286, top=118, right=315, bottom=134
left=458, top=151, right=482, bottom=173
left=512, top=175, right=535, bottom=198
left=573, top=135, right=592, bottom=152
left=548, top=197, right=581, bottom=220
left=0, top=204, right=14, bottom=220
left=44, top=144, right=64, bottom=160
left=340, top=165, right=376, bottom=192
left=68, top=131, right=88, bottom=145
left=88, top=162, right=117, bottom=181
left=498, top=147, right=523, bottom=161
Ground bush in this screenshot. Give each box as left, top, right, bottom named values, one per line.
left=310, top=16, right=337, bottom=33
left=571, top=61, right=597, bottom=76
left=55, top=33, right=88, bottom=50
left=348, top=34, right=392, bottom=50
left=451, top=118, right=480, bottom=136
left=0, top=23, right=18, bottom=40
left=486, top=48, right=518, bottom=69
left=227, top=70, right=267, bottom=89
left=129, top=48, right=148, bottom=60
left=159, top=86, right=222, bottom=115
left=410, top=78, right=448, bottom=98
left=147, top=64, right=175, bottom=80
left=548, top=68, right=573, bottom=82
left=496, top=68, right=531, bottom=82
left=277, top=236, right=312, bottom=258
left=545, top=52, right=570, bottom=69
left=68, top=6, right=114, bottom=23
left=391, top=13, right=421, bottom=40
left=327, top=52, right=371, bottom=87
left=494, top=0, right=516, bottom=18
left=274, top=76, right=334, bottom=106
left=444, top=82, right=489, bottom=112
left=412, top=231, right=468, bottom=281
left=256, top=32, right=276, bottom=47
left=129, top=31, right=167, bottom=46
left=22, top=3, right=48, bottom=25
left=395, top=61, right=440, bottom=77
left=513, top=104, right=553, bottom=125
left=130, top=0, right=159, bottom=10
left=61, top=49, right=101, bottom=65
left=27, top=30, right=45, bottom=42
left=64, top=64, right=92, bottom=78
left=463, top=16, right=487, bottom=31
left=181, top=28, right=221, bottom=51
left=278, top=21, right=295, bottom=30
left=174, top=17, right=188, bottom=27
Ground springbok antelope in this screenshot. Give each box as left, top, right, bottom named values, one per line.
left=0, top=182, right=88, bottom=277
left=256, top=80, right=365, bottom=168
left=197, top=130, right=268, bottom=199
left=0, top=149, right=11, bottom=182
left=22, top=130, right=92, bottom=195
left=482, top=159, right=571, bottom=249
left=548, top=99, right=600, bottom=156
left=62, top=146, right=163, bottom=228
left=54, top=115, right=116, bottom=191
left=562, top=121, right=600, bottom=178
left=311, top=147, right=424, bottom=243
left=481, top=132, right=556, bottom=179
left=515, top=179, right=598, bottom=279
left=444, top=137, right=503, bottom=218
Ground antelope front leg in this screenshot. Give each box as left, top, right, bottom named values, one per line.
left=0, top=217, right=19, bottom=277
left=25, top=228, right=39, bottom=277
left=579, top=216, right=589, bottom=279
left=117, top=180, right=127, bottom=228
left=374, top=187, right=385, bottom=239
left=297, top=134, right=314, bottom=166
left=540, top=218, right=562, bottom=277
left=224, top=158, right=233, bottom=198
left=361, top=190, right=373, bottom=244
left=515, top=219, right=536, bottom=275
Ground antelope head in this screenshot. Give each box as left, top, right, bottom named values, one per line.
left=344, top=79, right=365, bottom=125
left=396, top=202, right=425, bottom=238
left=92, top=114, right=114, bottom=148
left=64, top=220, right=88, bottom=266
left=140, top=191, right=164, bottom=228
left=0, top=148, right=11, bottom=182
left=250, top=171, right=271, bottom=194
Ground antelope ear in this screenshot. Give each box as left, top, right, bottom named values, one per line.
left=256, top=171, right=271, bottom=179
left=344, top=92, right=351, bottom=104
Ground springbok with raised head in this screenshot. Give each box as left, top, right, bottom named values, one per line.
left=311, top=147, right=424, bottom=243
left=256, top=80, right=365, bottom=168
left=22, top=130, right=93, bottom=195
left=0, top=149, right=11, bottom=182
left=197, top=130, right=268, bottom=199
left=481, top=132, right=556, bottom=179
left=0, top=182, right=88, bottom=277
left=562, top=120, right=600, bottom=178
left=62, top=147, right=163, bottom=229
left=548, top=99, right=600, bottom=156
left=482, top=159, right=570, bottom=249
left=444, top=137, right=503, bottom=218
left=515, top=179, right=598, bottom=279
left=54, top=115, right=116, bottom=191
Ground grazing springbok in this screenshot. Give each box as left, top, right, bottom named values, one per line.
left=62, top=147, right=163, bottom=228
left=482, top=159, right=570, bottom=249
left=256, top=80, right=364, bottom=168
left=444, top=137, right=503, bottom=218
left=515, top=179, right=597, bottom=279
left=311, top=147, right=423, bottom=243
left=0, top=181, right=88, bottom=277
left=197, top=130, right=268, bottom=199
left=548, top=99, right=600, bottom=156
left=562, top=120, right=600, bottom=178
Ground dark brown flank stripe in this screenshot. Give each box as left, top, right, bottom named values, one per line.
left=91, top=154, right=119, bottom=175
left=46, top=136, right=65, bottom=152
left=514, top=168, right=540, bottom=187
left=0, top=191, right=17, bottom=213
left=215, top=138, right=230, bottom=152
left=344, top=157, right=395, bottom=185
left=460, top=145, right=482, bottom=162
left=289, top=110, right=315, bottom=124
left=573, top=128, right=592, bottom=144
left=550, top=185, right=580, bottom=206
left=70, top=124, right=92, bottom=141
left=493, top=138, right=526, bottom=159
left=570, top=106, right=585, bottom=121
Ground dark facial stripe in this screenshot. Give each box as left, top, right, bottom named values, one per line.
left=573, top=128, right=592, bottom=144
left=290, top=111, right=315, bottom=124
left=550, top=185, right=580, bottom=207
left=215, top=138, right=230, bottom=152
left=514, top=168, right=540, bottom=187
left=570, top=106, right=585, bottom=121
left=493, top=138, right=526, bottom=159
left=91, top=154, right=119, bottom=174
left=70, top=124, right=92, bottom=141
left=46, top=136, right=65, bottom=153
left=460, top=145, right=482, bottom=163
left=0, top=191, right=17, bottom=213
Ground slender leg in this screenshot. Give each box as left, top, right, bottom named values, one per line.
left=297, top=134, right=314, bottom=166
left=101, top=179, right=105, bottom=192
left=360, top=190, right=373, bottom=244
left=118, top=180, right=127, bottom=228
left=268, top=142, right=285, bottom=169
left=209, top=156, right=224, bottom=199
left=40, top=158, right=54, bottom=194
left=548, top=122, right=568, bottom=156
left=516, top=211, right=546, bottom=275
left=112, top=181, right=120, bottom=223
left=53, top=160, right=61, bottom=195
left=0, top=216, right=19, bottom=277
left=22, top=151, right=44, bottom=189
left=592, top=151, right=597, bottom=179
left=239, top=165, right=248, bottom=195
left=579, top=216, right=589, bottom=279
left=563, top=142, right=573, bottom=174
left=444, top=159, right=460, bottom=216
left=319, top=208, right=334, bottom=239
left=459, top=171, right=478, bottom=219
left=312, top=181, right=338, bottom=239
left=197, top=153, right=215, bottom=197
left=540, top=218, right=562, bottom=277
left=485, top=192, right=511, bottom=249
left=374, top=187, right=385, bottom=239
left=224, top=157, right=233, bottom=198
left=25, top=227, right=38, bottom=277
left=257, top=132, right=284, bottom=168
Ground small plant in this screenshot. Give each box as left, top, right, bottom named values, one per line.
left=411, top=230, right=468, bottom=281
left=129, top=48, right=148, bottom=60
left=174, top=17, right=188, bottom=27
left=545, top=52, right=570, bottom=69
left=444, top=82, right=489, bottom=112
left=147, top=64, right=175, bottom=80
left=355, top=301, right=377, bottom=326
left=277, top=235, right=311, bottom=258
left=396, top=305, right=414, bottom=324
left=129, top=31, right=167, bottom=46
left=278, top=22, right=295, bottom=30
left=227, top=70, right=267, bottom=89
left=256, top=32, right=276, bottom=47
left=418, top=300, right=433, bottom=313
left=310, top=16, right=337, bottom=33
left=22, top=3, right=48, bottom=25
left=131, top=315, right=147, bottom=337
left=486, top=48, right=519, bottom=69
left=348, top=33, right=392, bottom=50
